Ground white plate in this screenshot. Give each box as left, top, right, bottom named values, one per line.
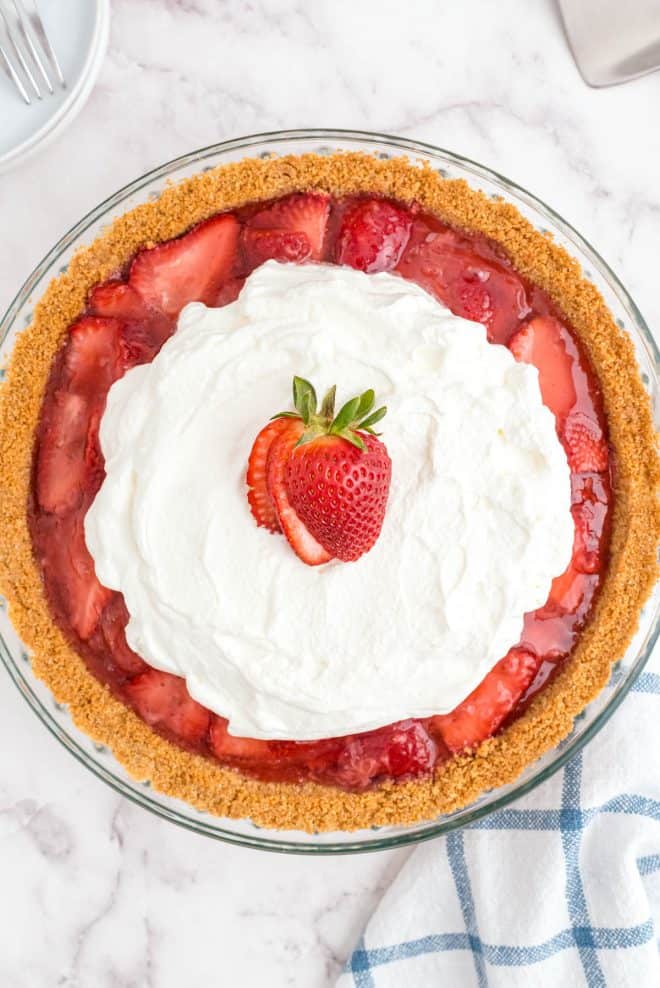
left=0, top=0, right=110, bottom=174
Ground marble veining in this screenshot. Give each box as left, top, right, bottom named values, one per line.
left=0, top=0, right=658, bottom=984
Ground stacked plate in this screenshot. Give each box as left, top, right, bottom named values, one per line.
left=0, top=0, right=110, bottom=174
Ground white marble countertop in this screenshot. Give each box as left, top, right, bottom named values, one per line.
left=0, top=1, right=658, bottom=985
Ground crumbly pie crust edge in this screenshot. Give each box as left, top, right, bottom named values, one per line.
left=0, top=152, right=657, bottom=833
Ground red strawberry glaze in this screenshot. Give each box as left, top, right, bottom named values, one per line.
left=29, top=194, right=613, bottom=792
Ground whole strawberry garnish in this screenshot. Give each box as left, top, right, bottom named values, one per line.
left=246, top=377, right=392, bottom=564
left=276, top=377, right=392, bottom=562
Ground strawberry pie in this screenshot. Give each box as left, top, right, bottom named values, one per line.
left=0, top=152, right=657, bottom=832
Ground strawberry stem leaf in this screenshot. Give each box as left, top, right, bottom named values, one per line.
left=331, top=396, right=362, bottom=434
left=341, top=430, right=367, bottom=451
left=275, top=377, right=387, bottom=452
left=295, top=432, right=317, bottom=448
left=359, top=406, right=387, bottom=431
left=355, top=389, right=375, bottom=419
left=320, top=385, right=337, bottom=420
left=293, top=376, right=316, bottom=415
left=299, top=390, right=315, bottom=425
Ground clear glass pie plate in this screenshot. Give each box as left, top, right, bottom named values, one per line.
left=1, top=129, right=658, bottom=853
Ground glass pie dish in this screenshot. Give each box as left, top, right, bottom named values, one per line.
left=1, top=128, right=658, bottom=853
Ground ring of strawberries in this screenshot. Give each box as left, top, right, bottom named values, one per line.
left=30, top=191, right=612, bottom=792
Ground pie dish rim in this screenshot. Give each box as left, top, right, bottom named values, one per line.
left=0, top=129, right=658, bottom=849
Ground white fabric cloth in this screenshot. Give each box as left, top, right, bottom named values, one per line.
left=337, top=646, right=660, bottom=987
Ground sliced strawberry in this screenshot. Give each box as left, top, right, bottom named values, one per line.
left=61, top=317, right=125, bottom=396
left=210, top=720, right=339, bottom=783
left=89, top=280, right=152, bottom=322
left=452, top=277, right=496, bottom=327
left=118, top=324, right=158, bottom=368
left=70, top=580, right=112, bottom=642
left=431, top=647, right=539, bottom=753
left=210, top=718, right=437, bottom=790
left=246, top=418, right=290, bottom=532
left=37, top=391, right=106, bottom=516
left=266, top=422, right=333, bottom=566
left=571, top=469, right=610, bottom=508
left=124, top=669, right=210, bottom=746
left=36, top=391, right=90, bottom=515
left=209, top=721, right=341, bottom=784
left=89, top=277, right=176, bottom=365
left=40, top=513, right=112, bottom=640
left=99, top=595, right=148, bottom=677
left=535, top=564, right=590, bottom=619
left=572, top=504, right=604, bottom=575
left=209, top=717, right=271, bottom=762
left=242, top=228, right=311, bottom=270
left=66, top=523, right=112, bottom=640
left=119, top=319, right=175, bottom=369
left=129, top=213, right=240, bottom=318
left=335, top=198, right=413, bottom=273
left=267, top=737, right=343, bottom=781
left=245, top=193, right=330, bottom=262
left=212, top=276, right=245, bottom=307
left=509, top=315, right=577, bottom=421
left=561, top=411, right=608, bottom=473
left=522, top=563, right=597, bottom=659
left=570, top=471, right=610, bottom=574
left=332, top=721, right=437, bottom=790
left=83, top=405, right=106, bottom=493
left=397, top=225, right=529, bottom=343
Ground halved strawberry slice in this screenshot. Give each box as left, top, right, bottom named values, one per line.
left=397, top=226, right=529, bottom=343
left=89, top=278, right=175, bottom=365
left=561, top=411, right=609, bottom=473
left=508, top=315, right=577, bottom=421
left=89, top=280, right=153, bottom=322
left=571, top=469, right=610, bottom=509
left=332, top=720, right=437, bottom=790
left=210, top=720, right=339, bottom=783
left=335, top=198, right=413, bottom=273
left=41, top=513, right=112, bottom=640
left=430, top=647, right=539, bottom=753
left=99, top=594, right=148, bottom=677
left=212, top=276, right=245, bottom=307
left=246, top=418, right=290, bottom=532
left=129, top=213, right=240, bottom=318
left=266, top=421, right=333, bottom=566
left=535, top=564, right=589, bottom=619
left=61, top=317, right=125, bottom=396
left=209, top=716, right=271, bottom=762
left=36, top=391, right=90, bottom=515
left=245, top=193, right=330, bottom=265
left=119, top=319, right=176, bottom=369
left=242, top=229, right=312, bottom=270
left=572, top=503, right=605, bottom=575
left=451, top=266, right=528, bottom=344
left=124, top=669, right=210, bottom=746
left=523, top=562, right=598, bottom=658
left=83, top=406, right=105, bottom=490
left=570, top=471, right=610, bottom=574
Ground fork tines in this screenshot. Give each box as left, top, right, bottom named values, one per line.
left=0, top=0, right=65, bottom=105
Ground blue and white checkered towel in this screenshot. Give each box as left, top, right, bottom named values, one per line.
left=338, top=648, right=660, bottom=988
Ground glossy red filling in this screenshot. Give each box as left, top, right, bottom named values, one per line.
left=29, top=193, right=612, bottom=792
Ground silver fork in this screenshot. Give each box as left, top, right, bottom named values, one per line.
left=0, top=0, right=65, bottom=105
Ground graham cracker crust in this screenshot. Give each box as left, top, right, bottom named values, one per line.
left=0, top=152, right=657, bottom=833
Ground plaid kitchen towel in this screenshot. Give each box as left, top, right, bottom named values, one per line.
left=337, top=646, right=660, bottom=988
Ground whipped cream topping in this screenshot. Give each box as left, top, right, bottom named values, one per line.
left=85, top=262, right=573, bottom=740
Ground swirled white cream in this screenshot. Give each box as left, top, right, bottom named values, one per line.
left=85, top=261, right=573, bottom=740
